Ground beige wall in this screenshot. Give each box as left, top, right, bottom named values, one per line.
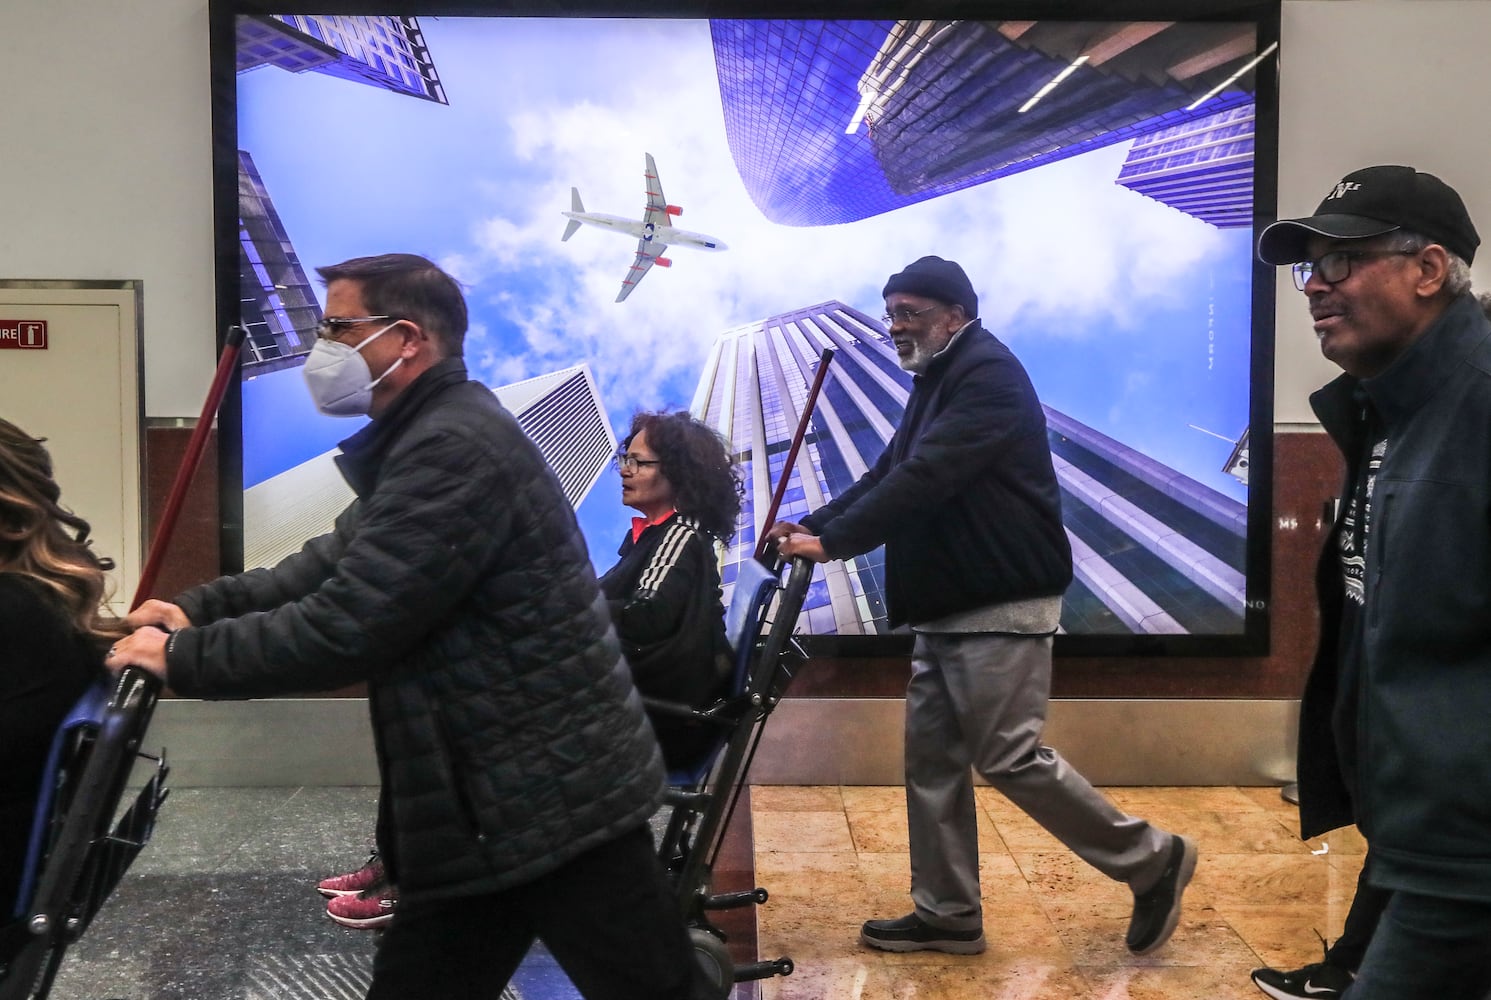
left=0, top=0, right=215, bottom=417
left=2, top=0, right=1488, bottom=421
left=1274, top=1, right=1491, bottom=423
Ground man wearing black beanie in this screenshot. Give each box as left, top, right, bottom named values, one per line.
left=768, top=256, right=1196, bottom=958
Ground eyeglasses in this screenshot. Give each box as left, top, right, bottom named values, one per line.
left=880, top=304, right=942, bottom=325
left=1291, top=249, right=1419, bottom=291
left=614, top=453, right=662, bottom=473
left=315, top=315, right=396, bottom=340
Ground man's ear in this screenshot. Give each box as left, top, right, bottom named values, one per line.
left=1415, top=244, right=1451, bottom=299
left=397, top=320, right=432, bottom=358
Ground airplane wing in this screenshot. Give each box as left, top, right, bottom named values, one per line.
left=641, top=152, right=672, bottom=232
left=616, top=237, right=670, bottom=303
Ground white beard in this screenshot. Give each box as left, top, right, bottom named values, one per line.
left=898, top=341, right=936, bottom=374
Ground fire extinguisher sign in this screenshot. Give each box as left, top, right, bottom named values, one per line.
left=0, top=320, right=48, bottom=349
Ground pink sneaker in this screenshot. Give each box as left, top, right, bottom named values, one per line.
left=316, top=853, right=384, bottom=898
left=326, top=887, right=398, bottom=929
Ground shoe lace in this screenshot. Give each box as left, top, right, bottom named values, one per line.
left=1314, top=927, right=1331, bottom=964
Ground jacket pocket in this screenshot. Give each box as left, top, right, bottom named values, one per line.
left=430, top=706, right=487, bottom=844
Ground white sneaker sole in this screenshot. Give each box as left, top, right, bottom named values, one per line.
left=326, top=908, right=395, bottom=930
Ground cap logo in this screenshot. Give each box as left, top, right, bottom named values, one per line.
left=1326, top=181, right=1361, bottom=201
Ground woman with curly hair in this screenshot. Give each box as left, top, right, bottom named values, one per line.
left=599, top=411, right=743, bottom=770
left=0, top=418, right=123, bottom=916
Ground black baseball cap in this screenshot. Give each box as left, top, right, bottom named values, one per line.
left=1258, top=165, right=1480, bottom=266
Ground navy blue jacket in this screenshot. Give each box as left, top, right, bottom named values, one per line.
left=1303, top=293, right=1491, bottom=902
left=804, top=322, right=1071, bottom=627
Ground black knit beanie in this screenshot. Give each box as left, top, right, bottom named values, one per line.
left=881, top=256, right=978, bottom=318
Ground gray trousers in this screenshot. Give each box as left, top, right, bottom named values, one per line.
left=906, top=631, right=1170, bottom=930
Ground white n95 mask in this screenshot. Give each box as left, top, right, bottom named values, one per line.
left=302, top=321, right=404, bottom=417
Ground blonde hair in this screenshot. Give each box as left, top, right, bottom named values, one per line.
left=0, top=419, right=125, bottom=644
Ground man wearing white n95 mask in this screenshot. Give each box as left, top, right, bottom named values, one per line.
left=106, top=253, right=707, bottom=999
left=301, top=313, right=407, bottom=417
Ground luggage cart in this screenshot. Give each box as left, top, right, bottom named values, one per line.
left=646, top=555, right=814, bottom=998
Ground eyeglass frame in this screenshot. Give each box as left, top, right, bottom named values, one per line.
left=1290, top=248, right=1420, bottom=292
left=880, top=303, right=943, bottom=326
left=613, top=451, right=663, bottom=473
left=314, top=315, right=399, bottom=341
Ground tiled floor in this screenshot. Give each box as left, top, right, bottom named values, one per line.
left=751, top=785, right=1365, bottom=1000
left=32, top=784, right=1355, bottom=999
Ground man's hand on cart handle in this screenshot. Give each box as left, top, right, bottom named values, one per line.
left=126, top=599, right=191, bottom=633
left=106, top=625, right=171, bottom=680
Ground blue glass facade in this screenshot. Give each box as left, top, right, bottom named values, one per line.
left=237, top=14, right=447, bottom=104
left=710, top=19, right=1258, bottom=227
left=1116, top=103, right=1255, bottom=228
left=237, top=150, right=320, bottom=376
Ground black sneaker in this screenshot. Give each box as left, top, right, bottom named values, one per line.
left=860, top=913, right=986, bottom=955
left=1126, top=834, right=1198, bottom=955
left=1250, top=960, right=1353, bottom=999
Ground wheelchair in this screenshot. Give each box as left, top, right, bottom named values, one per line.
left=0, top=667, right=170, bottom=1000
left=644, top=555, right=814, bottom=999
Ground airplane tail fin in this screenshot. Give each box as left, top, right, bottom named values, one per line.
left=561, top=187, right=584, bottom=242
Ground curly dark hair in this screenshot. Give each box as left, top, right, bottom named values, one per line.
left=624, top=412, right=743, bottom=541
left=0, top=418, right=125, bottom=644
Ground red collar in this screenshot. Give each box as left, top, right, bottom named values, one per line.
left=630, top=509, right=677, bottom=543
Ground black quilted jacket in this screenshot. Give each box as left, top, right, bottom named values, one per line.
left=165, top=359, right=665, bottom=902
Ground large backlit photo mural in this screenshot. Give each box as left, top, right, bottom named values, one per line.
left=221, top=5, right=1279, bottom=655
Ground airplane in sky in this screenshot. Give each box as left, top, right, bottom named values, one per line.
left=561, top=152, right=728, bottom=303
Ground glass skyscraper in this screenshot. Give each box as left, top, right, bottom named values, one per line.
left=711, top=18, right=1260, bottom=227
left=693, top=301, right=1246, bottom=637
left=236, top=14, right=446, bottom=103
left=238, top=150, right=320, bottom=377
left=236, top=14, right=448, bottom=375
left=1116, top=103, right=1256, bottom=228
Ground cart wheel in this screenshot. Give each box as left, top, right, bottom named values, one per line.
left=690, top=927, right=734, bottom=1000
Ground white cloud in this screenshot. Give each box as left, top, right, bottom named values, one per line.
left=433, top=18, right=1235, bottom=420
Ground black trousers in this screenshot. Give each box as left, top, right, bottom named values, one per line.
left=1327, top=850, right=1391, bottom=971
left=366, top=824, right=704, bottom=1000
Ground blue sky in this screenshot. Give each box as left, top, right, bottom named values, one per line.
left=238, top=15, right=1254, bottom=555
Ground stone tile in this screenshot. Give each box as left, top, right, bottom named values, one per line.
left=1316, top=823, right=1369, bottom=855
left=845, top=806, right=911, bottom=854
left=753, top=809, right=855, bottom=853
left=760, top=956, right=896, bottom=1000
left=1234, top=785, right=1302, bottom=820
left=1013, top=852, right=1146, bottom=919
left=1217, top=902, right=1339, bottom=969
left=978, top=799, right=1069, bottom=853
left=882, top=959, right=1091, bottom=998
left=1080, top=962, right=1267, bottom=999
left=754, top=849, right=862, bottom=876
left=839, top=785, right=906, bottom=813
left=1192, top=852, right=1335, bottom=907
left=751, top=785, right=846, bottom=812
left=1049, top=911, right=1255, bottom=969
left=1105, top=786, right=1262, bottom=817
left=1152, top=808, right=1313, bottom=856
